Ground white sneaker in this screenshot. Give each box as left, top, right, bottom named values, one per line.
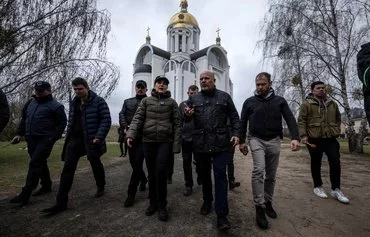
left=313, top=186, right=328, bottom=199
left=331, top=189, right=349, bottom=204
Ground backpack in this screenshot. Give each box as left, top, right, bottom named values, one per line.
left=357, top=42, right=370, bottom=88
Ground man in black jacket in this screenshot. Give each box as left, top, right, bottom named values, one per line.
left=357, top=42, right=370, bottom=126
left=42, top=77, right=111, bottom=215
left=119, top=80, right=148, bottom=207
left=239, top=72, right=300, bottom=229
left=179, top=85, right=199, bottom=196
left=0, top=89, right=10, bottom=134
left=10, top=81, right=67, bottom=206
left=184, top=70, right=240, bottom=231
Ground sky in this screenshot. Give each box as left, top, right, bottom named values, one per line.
left=98, top=0, right=269, bottom=124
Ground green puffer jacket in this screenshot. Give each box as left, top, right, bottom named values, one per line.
left=126, top=89, right=181, bottom=153
left=298, top=94, right=341, bottom=138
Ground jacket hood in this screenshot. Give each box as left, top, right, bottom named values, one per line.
left=254, top=87, right=275, bottom=100
left=151, top=89, right=171, bottom=99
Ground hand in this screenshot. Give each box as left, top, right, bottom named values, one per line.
left=93, top=138, right=101, bottom=144
left=290, top=139, right=300, bottom=151
left=184, top=103, right=194, bottom=117
left=230, top=136, right=239, bottom=147
left=301, top=136, right=308, bottom=144
left=10, top=135, right=21, bottom=144
left=126, top=137, right=133, bottom=148
left=239, top=143, right=249, bottom=156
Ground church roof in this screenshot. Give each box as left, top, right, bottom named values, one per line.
left=190, top=46, right=210, bottom=60
left=134, top=64, right=152, bottom=74
left=152, top=45, right=171, bottom=59
left=168, top=0, right=199, bottom=28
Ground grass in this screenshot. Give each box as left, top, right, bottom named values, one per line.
left=0, top=140, right=121, bottom=194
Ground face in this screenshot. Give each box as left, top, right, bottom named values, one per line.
left=73, top=84, right=89, bottom=98
left=312, top=83, right=326, bottom=97
left=255, top=76, right=271, bottom=96
left=199, top=72, right=215, bottom=91
left=187, top=89, right=198, bottom=98
left=35, top=89, right=51, bottom=98
left=154, top=80, right=168, bottom=93
left=135, top=85, right=147, bottom=95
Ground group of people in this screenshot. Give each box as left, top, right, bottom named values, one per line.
left=6, top=78, right=112, bottom=216
left=118, top=70, right=349, bottom=231
left=1, top=71, right=350, bottom=231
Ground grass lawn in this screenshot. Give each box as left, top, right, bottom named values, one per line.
left=0, top=141, right=121, bottom=194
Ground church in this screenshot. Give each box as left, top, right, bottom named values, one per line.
left=132, top=0, right=233, bottom=103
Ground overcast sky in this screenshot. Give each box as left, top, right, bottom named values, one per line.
left=98, top=0, right=269, bottom=124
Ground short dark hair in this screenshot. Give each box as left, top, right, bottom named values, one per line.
left=188, top=85, right=199, bottom=91
left=256, top=72, right=271, bottom=82
left=310, top=81, right=325, bottom=90
left=72, top=77, right=89, bottom=89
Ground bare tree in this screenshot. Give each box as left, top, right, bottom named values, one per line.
left=260, top=0, right=370, bottom=153
left=0, top=0, right=119, bottom=103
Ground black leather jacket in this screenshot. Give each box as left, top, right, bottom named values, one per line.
left=186, top=88, right=240, bottom=153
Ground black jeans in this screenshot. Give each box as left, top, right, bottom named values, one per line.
left=227, top=149, right=235, bottom=183
left=143, top=142, right=171, bottom=208
left=307, top=138, right=341, bottom=190
left=182, top=140, right=199, bottom=187
left=57, top=137, right=105, bottom=206
left=197, top=151, right=229, bottom=216
left=22, top=136, right=54, bottom=198
left=127, top=139, right=147, bottom=195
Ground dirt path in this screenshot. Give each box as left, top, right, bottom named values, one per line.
left=1, top=144, right=369, bottom=237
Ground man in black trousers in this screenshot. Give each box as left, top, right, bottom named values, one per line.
left=10, top=81, right=67, bottom=206
left=42, top=77, right=111, bottom=215
left=119, top=80, right=148, bottom=207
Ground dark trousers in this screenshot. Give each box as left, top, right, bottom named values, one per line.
left=143, top=142, right=171, bottom=208
left=119, top=141, right=128, bottom=156
left=182, top=140, right=199, bottom=187
left=227, top=149, right=235, bottom=183
left=167, top=151, right=174, bottom=180
left=197, top=151, right=229, bottom=216
left=22, top=136, right=54, bottom=198
left=307, top=138, right=341, bottom=190
left=127, top=139, right=147, bottom=195
left=57, top=137, right=105, bottom=205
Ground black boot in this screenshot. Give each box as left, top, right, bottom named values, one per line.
left=145, top=202, right=157, bottom=216
left=95, top=187, right=105, bottom=198
left=255, top=205, right=269, bottom=229
left=217, top=215, right=231, bottom=231
left=124, top=194, right=135, bottom=207
left=158, top=206, right=169, bottom=221
left=229, top=181, right=240, bottom=190
left=200, top=201, right=212, bottom=215
left=265, top=201, right=277, bottom=219
left=9, top=194, right=29, bottom=206
left=41, top=204, right=67, bottom=216
left=32, top=187, right=52, bottom=196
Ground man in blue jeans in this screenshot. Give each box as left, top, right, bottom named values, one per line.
left=184, top=70, right=240, bottom=231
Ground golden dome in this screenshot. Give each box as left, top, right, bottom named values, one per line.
left=168, top=1, right=199, bottom=28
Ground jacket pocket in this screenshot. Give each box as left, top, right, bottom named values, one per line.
left=307, top=122, right=322, bottom=138
left=215, top=127, right=229, bottom=148
left=329, top=122, right=340, bottom=137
